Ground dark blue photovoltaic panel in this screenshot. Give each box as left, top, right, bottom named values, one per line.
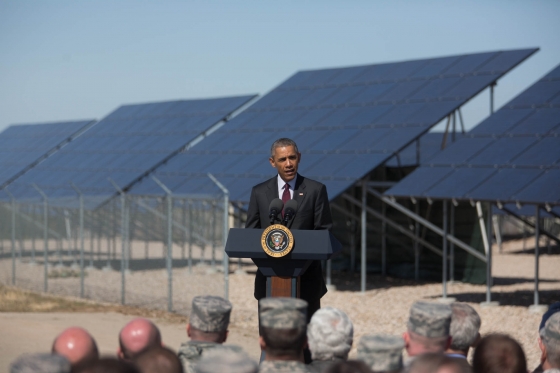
left=128, top=49, right=536, bottom=202
left=0, top=120, right=95, bottom=188
left=387, top=62, right=560, bottom=206
left=7, top=95, right=255, bottom=203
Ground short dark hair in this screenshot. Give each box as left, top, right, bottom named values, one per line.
left=324, top=360, right=372, bottom=373
left=74, top=358, right=139, bottom=373
left=473, top=334, right=527, bottom=373
left=133, top=347, right=182, bottom=373
left=189, top=325, right=227, bottom=343
left=262, top=326, right=306, bottom=356
left=270, top=138, right=299, bottom=157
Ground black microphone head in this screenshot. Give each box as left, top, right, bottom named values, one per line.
left=284, top=199, right=298, bottom=215
left=269, top=198, right=284, bottom=214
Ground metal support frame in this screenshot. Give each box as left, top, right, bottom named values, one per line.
left=381, top=202, right=387, bottom=276
left=108, top=178, right=127, bottom=305
left=208, top=173, right=230, bottom=300
left=492, top=214, right=503, bottom=253
left=490, top=83, right=496, bottom=115
left=441, top=114, right=451, bottom=150
left=414, top=203, right=420, bottom=281
left=486, top=203, right=493, bottom=303
left=32, top=184, right=50, bottom=293
left=360, top=182, right=366, bottom=293
left=442, top=201, right=448, bottom=298
left=5, top=189, right=16, bottom=285
left=500, top=206, right=560, bottom=245
left=534, top=206, right=540, bottom=306
left=188, top=199, right=193, bottom=273
left=70, top=183, right=85, bottom=298
left=449, top=203, right=455, bottom=282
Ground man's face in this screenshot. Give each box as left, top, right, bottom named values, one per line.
left=269, top=145, right=301, bottom=182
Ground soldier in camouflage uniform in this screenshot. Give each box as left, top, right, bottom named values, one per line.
left=178, top=295, right=240, bottom=373
left=258, top=298, right=310, bottom=373
left=10, top=353, right=71, bottom=373
left=538, top=312, right=560, bottom=373
left=357, top=334, right=404, bottom=373
left=403, top=301, right=452, bottom=358
left=195, top=349, right=259, bottom=373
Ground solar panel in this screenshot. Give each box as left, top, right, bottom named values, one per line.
left=130, top=49, right=537, bottom=202
left=0, top=120, right=95, bottom=189
left=386, top=63, right=560, bottom=206
left=7, top=96, right=256, bottom=205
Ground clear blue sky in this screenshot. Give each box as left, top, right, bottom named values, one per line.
left=1, top=1, right=559, bottom=133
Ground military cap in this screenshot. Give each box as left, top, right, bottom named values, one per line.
left=194, top=349, right=258, bottom=373
left=407, top=301, right=452, bottom=338
left=10, top=353, right=71, bottom=373
left=260, top=307, right=307, bottom=329
left=541, top=312, right=560, bottom=346
left=190, top=295, right=232, bottom=333
left=357, top=334, right=404, bottom=372
left=259, top=297, right=308, bottom=314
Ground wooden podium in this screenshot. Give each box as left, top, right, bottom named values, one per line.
left=225, top=228, right=342, bottom=298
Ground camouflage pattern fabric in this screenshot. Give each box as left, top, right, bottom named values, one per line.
left=190, top=295, right=232, bottom=333
left=10, top=353, right=71, bottom=373
left=357, top=334, right=404, bottom=372
left=259, top=297, right=308, bottom=315
left=542, top=313, right=560, bottom=347
left=194, top=349, right=258, bottom=373
left=259, top=360, right=310, bottom=373
left=307, top=357, right=344, bottom=373
left=178, top=341, right=242, bottom=373
left=408, top=301, right=452, bottom=338
left=260, top=308, right=306, bottom=329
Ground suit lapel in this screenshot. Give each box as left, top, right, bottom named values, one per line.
left=288, top=174, right=307, bottom=229
left=265, top=176, right=278, bottom=209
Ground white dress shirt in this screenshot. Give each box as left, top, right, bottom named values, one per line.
left=277, top=174, right=297, bottom=200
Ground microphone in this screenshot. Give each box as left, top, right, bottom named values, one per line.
left=282, top=199, right=298, bottom=226
left=269, top=198, right=284, bottom=225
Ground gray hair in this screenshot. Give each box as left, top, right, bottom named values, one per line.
left=10, top=353, right=71, bottom=373
left=270, top=138, right=299, bottom=157
left=449, top=302, right=481, bottom=351
left=307, top=307, right=354, bottom=361
left=540, top=313, right=560, bottom=367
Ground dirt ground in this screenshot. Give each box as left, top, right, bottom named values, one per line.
left=0, top=236, right=559, bottom=372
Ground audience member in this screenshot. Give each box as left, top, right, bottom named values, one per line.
left=178, top=295, right=237, bottom=373
left=194, top=349, right=259, bottom=373
left=307, top=307, right=353, bottom=373
left=357, top=334, right=404, bottom=373
left=534, top=302, right=560, bottom=373
left=118, top=318, right=162, bottom=361
left=407, top=353, right=472, bottom=373
left=259, top=298, right=309, bottom=373
left=538, top=312, right=560, bottom=373
left=51, top=327, right=99, bottom=368
left=324, top=360, right=372, bottom=373
left=445, top=302, right=480, bottom=371
left=74, top=358, right=139, bottom=373
left=403, top=301, right=453, bottom=357
left=10, top=353, right=70, bottom=373
left=472, top=333, right=527, bottom=373
left=134, top=346, right=183, bottom=373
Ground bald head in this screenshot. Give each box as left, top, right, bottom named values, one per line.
left=52, top=327, right=99, bottom=367
left=118, top=318, right=162, bottom=361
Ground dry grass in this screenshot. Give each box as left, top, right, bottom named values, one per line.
left=0, top=284, right=188, bottom=324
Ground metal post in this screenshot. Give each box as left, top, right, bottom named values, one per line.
left=5, top=189, right=16, bottom=285
left=31, top=205, right=36, bottom=264
left=349, top=220, right=356, bottom=273
left=70, top=183, right=85, bottom=298
left=452, top=111, right=456, bottom=142
left=534, top=206, right=540, bottom=306
left=414, top=202, right=420, bottom=282
left=490, top=83, right=495, bottom=115
left=88, top=211, right=94, bottom=269
left=32, top=185, right=50, bottom=293
left=442, top=201, right=448, bottom=299
left=188, top=199, right=193, bottom=273
left=361, top=182, right=367, bottom=293
left=125, top=200, right=130, bottom=272
left=450, top=203, right=455, bottom=282
left=211, top=202, right=216, bottom=268
left=181, top=199, right=186, bottom=260
left=381, top=202, right=386, bottom=276
left=208, top=173, right=230, bottom=300
left=493, top=215, right=503, bottom=253
left=107, top=178, right=126, bottom=304
left=486, top=203, right=493, bottom=303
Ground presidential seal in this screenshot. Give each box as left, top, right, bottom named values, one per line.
left=261, top=224, right=294, bottom=258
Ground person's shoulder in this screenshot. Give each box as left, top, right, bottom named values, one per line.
left=298, top=175, right=325, bottom=190
left=252, top=177, right=276, bottom=191
left=259, top=360, right=310, bottom=373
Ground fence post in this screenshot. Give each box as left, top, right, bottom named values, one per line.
left=5, top=189, right=16, bottom=285
left=70, top=183, right=85, bottom=298
left=31, top=185, right=50, bottom=293
left=208, top=174, right=230, bottom=300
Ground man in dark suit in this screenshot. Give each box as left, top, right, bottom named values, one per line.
left=245, top=138, right=333, bottom=319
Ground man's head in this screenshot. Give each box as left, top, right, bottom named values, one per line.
left=448, top=302, right=481, bottom=355
left=404, top=301, right=452, bottom=356
left=118, top=318, right=162, bottom=361
left=307, top=307, right=353, bottom=361
left=258, top=298, right=308, bottom=361
left=74, top=358, right=139, bottom=373
left=10, top=353, right=71, bottom=373
left=357, top=334, right=404, bottom=373
left=539, top=312, right=560, bottom=369
left=408, top=353, right=472, bottom=373
left=134, top=346, right=182, bottom=373
left=472, top=333, right=526, bottom=373
left=194, top=349, right=259, bottom=373
left=187, top=295, right=232, bottom=343
left=51, top=327, right=99, bottom=368
left=269, top=138, right=301, bottom=183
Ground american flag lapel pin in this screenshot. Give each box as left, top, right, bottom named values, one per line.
left=299, top=193, right=303, bottom=196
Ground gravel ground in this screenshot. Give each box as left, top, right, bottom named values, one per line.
left=1, top=236, right=559, bottom=368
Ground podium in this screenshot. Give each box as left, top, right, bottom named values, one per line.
left=225, top=228, right=342, bottom=298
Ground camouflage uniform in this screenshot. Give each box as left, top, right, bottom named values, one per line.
left=407, top=301, right=452, bottom=338
left=307, top=357, right=344, bottom=373
left=194, top=347, right=257, bottom=373
left=357, top=334, right=404, bottom=372
left=179, top=295, right=235, bottom=373
left=542, top=313, right=560, bottom=373
left=259, top=300, right=310, bottom=373
left=10, top=353, right=71, bottom=373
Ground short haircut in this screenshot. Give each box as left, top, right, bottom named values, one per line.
left=408, top=330, right=449, bottom=352
left=262, top=325, right=307, bottom=356
left=324, top=360, right=372, bottom=373
left=307, top=307, right=353, bottom=361
left=540, top=324, right=560, bottom=367
left=408, top=353, right=471, bottom=373
left=472, top=334, right=527, bottom=373
left=134, top=347, right=182, bottom=373
left=270, top=138, right=298, bottom=157
left=74, top=358, right=139, bottom=373
left=189, top=325, right=228, bottom=343
left=449, top=302, right=481, bottom=351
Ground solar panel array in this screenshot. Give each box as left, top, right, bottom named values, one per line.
left=384, top=132, right=462, bottom=167
left=0, top=120, right=95, bottom=189
left=386, top=64, right=560, bottom=207
left=130, top=49, right=537, bottom=202
left=9, top=96, right=256, bottom=204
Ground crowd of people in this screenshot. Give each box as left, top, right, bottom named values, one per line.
left=9, top=296, right=560, bottom=373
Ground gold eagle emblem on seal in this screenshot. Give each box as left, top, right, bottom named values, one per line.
left=261, top=224, right=294, bottom=258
